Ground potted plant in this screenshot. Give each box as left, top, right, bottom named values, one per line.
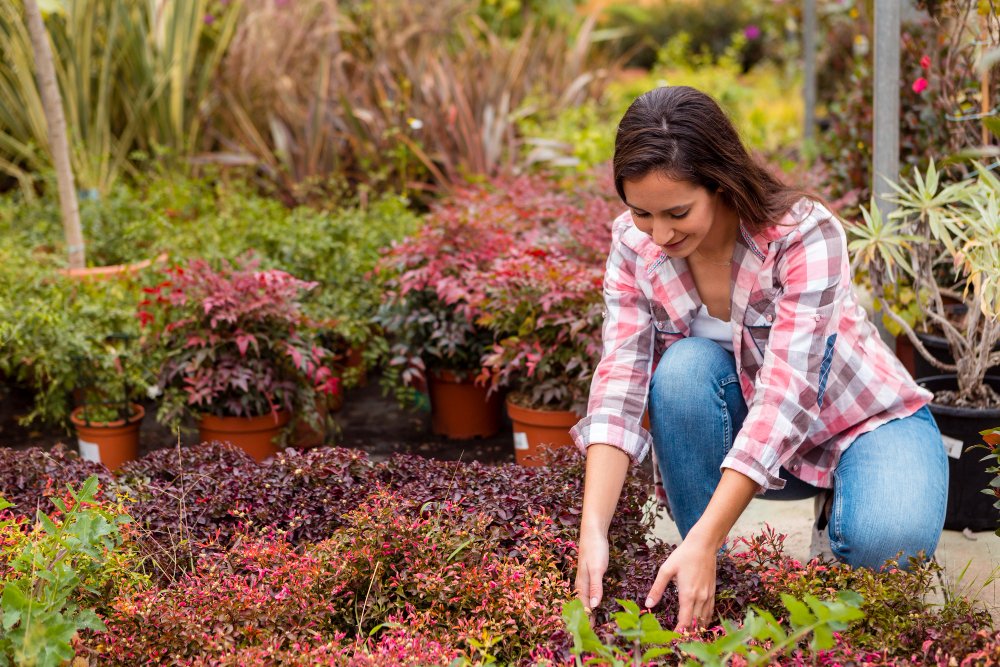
left=0, top=252, right=153, bottom=468
left=852, top=161, right=1000, bottom=530
left=472, top=242, right=607, bottom=465
left=68, top=333, right=150, bottom=470
left=465, top=176, right=615, bottom=465
left=139, top=254, right=340, bottom=461
left=374, top=180, right=544, bottom=439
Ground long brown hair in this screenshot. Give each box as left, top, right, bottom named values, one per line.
left=613, top=86, right=812, bottom=232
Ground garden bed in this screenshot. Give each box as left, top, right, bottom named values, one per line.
left=1, top=442, right=997, bottom=666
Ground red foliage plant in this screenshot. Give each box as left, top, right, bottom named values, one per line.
left=376, top=170, right=619, bottom=412
left=139, top=254, right=340, bottom=429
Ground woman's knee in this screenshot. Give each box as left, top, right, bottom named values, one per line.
left=650, top=338, right=736, bottom=400
left=830, top=500, right=943, bottom=570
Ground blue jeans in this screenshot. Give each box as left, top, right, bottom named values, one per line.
left=648, top=337, right=948, bottom=569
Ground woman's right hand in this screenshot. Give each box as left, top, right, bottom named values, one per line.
left=575, top=527, right=610, bottom=611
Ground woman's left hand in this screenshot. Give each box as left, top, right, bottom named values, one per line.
left=644, top=535, right=718, bottom=631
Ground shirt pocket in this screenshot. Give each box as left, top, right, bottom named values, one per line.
left=742, top=289, right=779, bottom=359
left=650, top=303, right=682, bottom=335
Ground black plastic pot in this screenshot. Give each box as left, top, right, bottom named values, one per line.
left=910, top=332, right=1000, bottom=380
left=917, top=375, right=1000, bottom=532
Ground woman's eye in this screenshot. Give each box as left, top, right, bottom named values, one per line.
left=671, top=211, right=689, bottom=219
left=631, top=210, right=650, bottom=218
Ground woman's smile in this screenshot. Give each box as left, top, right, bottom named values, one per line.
left=663, top=235, right=688, bottom=251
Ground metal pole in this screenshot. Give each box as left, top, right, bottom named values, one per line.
left=803, top=0, right=817, bottom=144
left=873, top=0, right=901, bottom=218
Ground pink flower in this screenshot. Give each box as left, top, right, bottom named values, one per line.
left=744, top=24, right=761, bottom=40
left=920, top=54, right=931, bottom=69
left=912, top=77, right=928, bottom=93
left=203, top=13, right=214, bottom=25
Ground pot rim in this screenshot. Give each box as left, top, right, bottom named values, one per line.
left=70, top=403, right=145, bottom=428
left=916, top=374, right=1000, bottom=418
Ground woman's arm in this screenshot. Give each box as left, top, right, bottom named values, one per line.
left=645, top=468, right=758, bottom=630
left=576, top=444, right=631, bottom=611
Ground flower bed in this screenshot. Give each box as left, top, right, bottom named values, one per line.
left=0, top=444, right=997, bottom=665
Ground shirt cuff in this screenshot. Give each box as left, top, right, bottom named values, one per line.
left=721, top=448, right=786, bottom=493
left=570, top=413, right=652, bottom=464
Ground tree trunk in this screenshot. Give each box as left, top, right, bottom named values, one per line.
left=23, top=0, right=85, bottom=269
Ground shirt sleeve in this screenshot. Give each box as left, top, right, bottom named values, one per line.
left=569, top=219, right=656, bottom=463
left=722, top=211, right=848, bottom=492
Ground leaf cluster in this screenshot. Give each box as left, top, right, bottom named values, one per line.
left=0, top=476, right=135, bottom=667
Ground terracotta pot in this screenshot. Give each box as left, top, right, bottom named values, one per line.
left=345, top=345, right=367, bottom=387
left=895, top=333, right=916, bottom=378
left=505, top=398, right=579, bottom=466
left=428, top=370, right=502, bottom=439
left=70, top=404, right=144, bottom=470
left=198, top=410, right=291, bottom=462
left=58, top=252, right=169, bottom=282
left=292, top=395, right=339, bottom=448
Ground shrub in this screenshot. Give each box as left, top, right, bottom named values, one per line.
left=0, top=477, right=139, bottom=667
left=139, top=255, right=340, bottom=434
left=377, top=171, right=618, bottom=412
left=0, top=445, right=112, bottom=519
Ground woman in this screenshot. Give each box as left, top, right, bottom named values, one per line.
left=569, top=86, right=947, bottom=631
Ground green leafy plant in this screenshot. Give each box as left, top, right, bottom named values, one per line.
left=852, top=161, right=1000, bottom=407
left=976, top=426, right=1000, bottom=536
left=0, top=0, right=240, bottom=196
left=562, top=590, right=864, bottom=666
left=0, top=476, right=132, bottom=667
left=0, top=252, right=155, bottom=430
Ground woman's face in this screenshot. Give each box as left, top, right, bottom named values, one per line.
left=621, top=171, right=736, bottom=258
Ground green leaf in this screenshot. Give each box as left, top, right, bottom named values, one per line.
left=810, top=624, right=835, bottom=650
left=642, top=646, right=677, bottom=661
left=77, top=475, right=100, bottom=502
left=781, top=594, right=814, bottom=629
left=1, top=583, right=27, bottom=630
left=37, top=512, right=60, bottom=536
left=74, top=609, right=106, bottom=633
left=616, top=598, right=641, bottom=616
left=983, top=117, right=1000, bottom=141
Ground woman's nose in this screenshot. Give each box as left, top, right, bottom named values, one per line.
left=651, top=219, right=676, bottom=247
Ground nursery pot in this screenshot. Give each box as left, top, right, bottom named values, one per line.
left=918, top=375, right=1000, bottom=532
left=70, top=403, right=144, bottom=470
left=908, top=332, right=1000, bottom=380
left=428, top=370, right=502, bottom=439
left=505, top=398, right=578, bottom=467
left=292, top=396, right=332, bottom=449
left=198, top=410, right=291, bottom=462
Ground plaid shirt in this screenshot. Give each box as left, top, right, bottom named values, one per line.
left=570, top=199, right=932, bottom=495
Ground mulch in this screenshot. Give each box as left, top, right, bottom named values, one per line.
left=0, top=371, right=517, bottom=466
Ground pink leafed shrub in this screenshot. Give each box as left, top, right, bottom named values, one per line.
left=376, top=170, right=620, bottom=411
left=140, top=254, right=340, bottom=431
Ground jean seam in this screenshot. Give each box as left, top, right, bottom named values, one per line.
left=830, top=468, right=844, bottom=552
left=717, top=376, right=739, bottom=454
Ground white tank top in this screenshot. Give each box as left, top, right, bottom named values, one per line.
left=689, top=304, right=734, bottom=352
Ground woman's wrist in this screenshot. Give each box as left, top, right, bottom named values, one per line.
left=683, top=522, right=727, bottom=552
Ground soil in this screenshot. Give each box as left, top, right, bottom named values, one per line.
left=0, top=371, right=518, bottom=465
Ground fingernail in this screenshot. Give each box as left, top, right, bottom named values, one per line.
left=645, top=597, right=654, bottom=608
left=590, top=597, right=598, bottom=608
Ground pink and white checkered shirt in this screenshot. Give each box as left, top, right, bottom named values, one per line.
left=569, top=198, right=932, bottom=496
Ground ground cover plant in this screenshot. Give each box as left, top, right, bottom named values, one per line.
left=0, top=443, right=997, bottom=665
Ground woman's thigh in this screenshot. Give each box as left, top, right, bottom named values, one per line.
left=829, top=406, right=948, bottom=569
